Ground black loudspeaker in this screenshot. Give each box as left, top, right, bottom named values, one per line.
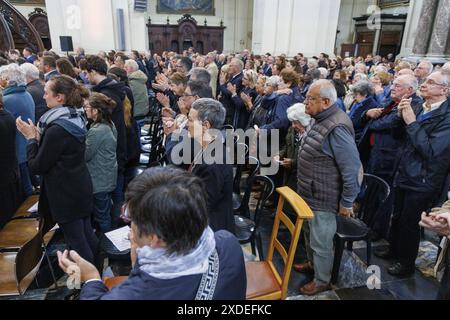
left=60, top=36, right=74, bottom=52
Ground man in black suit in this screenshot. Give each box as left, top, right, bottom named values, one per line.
left=42, top=56, right=60, bottom=82
left=218, top=58, right=244, bottom=126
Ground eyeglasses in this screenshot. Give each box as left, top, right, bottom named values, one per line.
left=181, top=94, right=196, bottom=98
left=304, top=96, right=321, bottom=102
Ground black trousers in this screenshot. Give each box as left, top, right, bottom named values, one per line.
left=389, top=187, right=434, bottom=267
left=60, top=217, right=99, bottom=264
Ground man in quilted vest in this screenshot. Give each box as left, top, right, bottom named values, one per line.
left=296, top=80, right=363, bottom=295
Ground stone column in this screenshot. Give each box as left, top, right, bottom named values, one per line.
left=412, top=0, right=439, bottom=56
left=427, top=0, right=450, bottom=56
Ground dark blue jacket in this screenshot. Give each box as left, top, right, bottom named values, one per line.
left=231, top=87, right=257, bottom=130
left=395, top=98, right=450, bottom=194
left=3, top=85, right=35, bottom=164
left=357, top=94, right=423, bottom=176
left=349, top=96, right=380, bottom=145
left=80, top=231, right=247, bottom=300
left=219, top=72, right=244, bottom=124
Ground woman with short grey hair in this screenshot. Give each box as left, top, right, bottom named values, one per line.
left=348, top=80, right=380, bottom=144
left=187, top=98, right=235, bottom=234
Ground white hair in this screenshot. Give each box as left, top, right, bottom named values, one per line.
left=20, top=63, right=40, bottom=81
left=318, top=67, right=329, bottom=79
left=125, top=59, right=139, bottom=72
left=419, top=60, right=434, bottom=75
left=287, top=103, right=311, bottom=127
left=0, top=63, right=27, bottom=86
left=374, top=65, right=388, bottom=74
left=266, top=75, right=281, bottom=88
left=397, top=74, right=419, bottom=92
left=308, top=59, right=318, bottom=69
left=311, top=79, right=337, bottom=105
left=441, top=62, right=450, bottom=77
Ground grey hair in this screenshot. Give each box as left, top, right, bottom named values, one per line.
left=419, top=60, right=434, bottom=75
left=266, top=75, right=281, bottom=88
left=311, top=79, right=337, bottom=105
left=125, top=59, right=139, bottom=72
left=0, top=63, right=27, bottom=86
left=230, top=58, right=244, bottom=71
left=441, top=62, right=450, bottom=77
left=308, top=59, right=318, bottom=69
left=20, top=63, right=40, bottom=81
left=190, top=67, right=211, bottom=85
left=353, top=73, right=368, bottom=82
left=351, top=80, right=375, bottom=97
left=192, top=98, right=226, bottom=129
left=398, top=74, right=419, bottom=92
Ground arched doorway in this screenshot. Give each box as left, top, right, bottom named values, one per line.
left=28, top=8, right=52, bottom=50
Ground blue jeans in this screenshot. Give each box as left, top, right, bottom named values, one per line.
left=111, top=173, right=124, bottom=229
left=19, top=162, right=33, bottom=198
left=93, top=192, right=112, bottom=233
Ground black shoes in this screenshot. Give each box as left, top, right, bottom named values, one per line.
left=387, top=262, right=415, bottom=277
left=374, top=247, right=395, bottom=259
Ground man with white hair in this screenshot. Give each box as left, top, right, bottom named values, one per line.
left=124, top=59, right=149, bottom=119
left=383, top=71, right=450, bottom=276
left=20, top=63, right=48, bottom=120
left=414, top=60, right=433, bottom=85
left=357, top=75, right=423, bottom=241
left=0, top=63, right=36, bottom=197
left=296, top=80, right=362, bottom=295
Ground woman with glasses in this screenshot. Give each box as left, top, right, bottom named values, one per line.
left=16, top=75, right=99, bottom=264
left=84, top=93, right=118, bottom=234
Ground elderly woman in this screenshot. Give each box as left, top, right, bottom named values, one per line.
left=0, top=63, right=36, bottom=198
left=348, top=80, right=380, bottom=144
left=58, top=166, right=246, bottom=300
left=275, top=103, right=312, bottom=191
left=0, top=92, right=22, bottom=228
left=227, top=69, right=258, bottom=129
left=245, top=76, right=267, bottom=129
left=187, top=99, right=235, bottom=234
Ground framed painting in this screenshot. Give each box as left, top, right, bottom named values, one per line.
left=157, top=0, right=215, bottom=15
left=377, top=0, right=410, bottom=9
left=9, top=0, right=46, bottom=5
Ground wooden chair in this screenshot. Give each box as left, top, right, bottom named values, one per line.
left=0, top=218, right=56, bottom=250
left=0, top=230, right=44, bottom=296
left=245, top=187, right=314, bottom=300
left=11, top=195, right=39, bottom=220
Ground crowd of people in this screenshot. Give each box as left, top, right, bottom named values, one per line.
left=0, top=45, right=449, bottom=299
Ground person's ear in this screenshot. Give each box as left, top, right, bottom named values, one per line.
left=203, top=120, right=212, bottom=130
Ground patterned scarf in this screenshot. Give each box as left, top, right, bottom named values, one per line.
left=137, top=227, right=216, bottom=280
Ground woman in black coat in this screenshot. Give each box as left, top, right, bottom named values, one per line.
left=0, top=93, right=22, bottom=229
left=16, top=75, right=98, bottom=263
left=229, top=70, right=258, bottom=130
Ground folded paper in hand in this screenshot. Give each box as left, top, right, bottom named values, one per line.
left=105, top=226, right=131, bottom=252
left=27, top=202, right=39, bottom=213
